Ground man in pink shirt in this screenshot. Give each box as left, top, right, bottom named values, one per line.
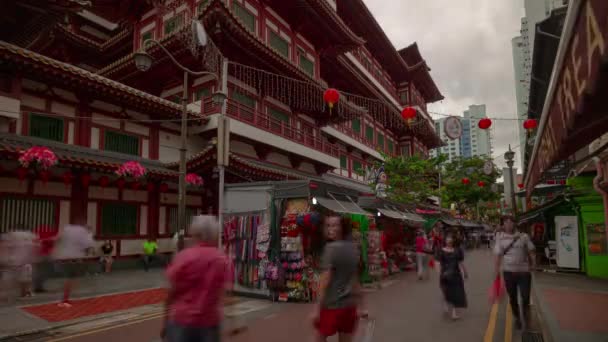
left=162, top=215, right=233, bottom=342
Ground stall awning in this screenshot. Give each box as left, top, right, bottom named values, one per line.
left=441, top=218, right=460, bottom=226
left=378, top=208, right=404, bottom=219
left=402, top=211, right=425, bottom=223
left=316, top=196, right=367, bottom=215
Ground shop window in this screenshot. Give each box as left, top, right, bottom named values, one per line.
left=193, top=87, right=211, bottom=102
left=233, top=2, right=256, bottom=33
left=197, top=0, right=209, bottom=14
left=29, top=114, right=64, bottom=142
left=353, top=160, right=363, bottom=174
left=387, top=140, right=394, bottom=154
left=101, top=203, right=138, bottom=236
left=402, top=143, right=411, bottom=157
left=168, top=207, right=198, bottom=233
left=164, top=14, right=184, bottom=36
left=299, top=51, right=314, bottom=77
left=340, top=155, right=347, bottom=169
left=365, top=125, right=374, bottom=142
left=268, top=107, right=290, bottom=123
left=269, top=31, right=289, bottom=58
left=377, top=133, right=384, bottom=150
left=0, top=198, right=56, bottom=233
left=352, top=118, right=361, bottom=134
left=104, top=131, right=140, bottom=156
left=232, top=90, right=256, bottom=108
left=140, top=31, right=153, bottom=48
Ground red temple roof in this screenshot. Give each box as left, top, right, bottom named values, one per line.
left=398, top=43, right=444, bottom=103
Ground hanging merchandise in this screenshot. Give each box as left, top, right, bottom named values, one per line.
left=224, top=213, right=267, bottom=291
left=367, top=229, right=383, bottom=281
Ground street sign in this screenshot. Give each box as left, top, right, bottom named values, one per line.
left=444, top=116, right=463, bottom=140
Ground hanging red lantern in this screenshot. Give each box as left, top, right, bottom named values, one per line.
left=478, top=118, right=492, bottom=129
left=146, top=182, right=155, bottom=192
left=518, top=183, right=524, bottom=189
left=477, top=181, right=485, bottom=187
left=323, top=88, right=340, bottom=112
left=130, top=182, right=141, bottom=190
left=62, top=171, right=73, bottom=188
left=401, top=107, right=417, bottom=125
left=160, top=183, right=169, bottom=193
left=116, top=178, right=126, bottom=190
left=99, top=176, right=110, bottom=188
left=38, top=170, right=50, bottom=185
left=16, top=167, right=28, bottom=183
left=462, top=177, right=470, bottom=185
left=523, top=119, right=538, bottom=132
left=80, top=174, right=91, bottom=188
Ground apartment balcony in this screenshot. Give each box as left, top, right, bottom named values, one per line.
left=201, top=98, right=339, bottom=160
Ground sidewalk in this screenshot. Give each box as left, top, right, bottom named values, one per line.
left=533, top=271, right=608, bottom=342
left=0, top=268, right=167, bottom=338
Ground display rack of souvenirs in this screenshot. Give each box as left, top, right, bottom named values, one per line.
left=367, top=230, right=383, bottom=280
left=224, top=213, right=267, bottom=290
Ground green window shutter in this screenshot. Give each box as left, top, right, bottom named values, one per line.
left=352, top=118, right=361, bottom=133
left=194, top=87, right=210, bottom=101
left=388, top=140, right=394, bottom=154
left=233, top=2, right=256, bottom=33
left=377, top=133, right=384, bottom=149
left=365, top=125, right=374, bottom=142
left=140, top=31, right=152, bottom=47
left=269, top=31, right=289, bottom=58
left=353, top=161, right=363, bottom=174
left=232, top=90, right=256, bottom=108
left=197, top=0, right=209, bottom=14
left=104, top=131, right=140, bottom=156
left=0, top=198, right=56, bottom=233
left=168, top=207, right=198, bottom=233
left=29, top=114, right=64, bottom=142
left=101, top=203, right=138, bottom=236
left=268, top=107, right=290, bottom=123
left=164, top=15, right=183, bottom=36
left=299, top=53, right=314, bottom=77
left=340, top=155, right=347, bottom=169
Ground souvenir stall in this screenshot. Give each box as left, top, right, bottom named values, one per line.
left=223, top=180, right=368, bottom=300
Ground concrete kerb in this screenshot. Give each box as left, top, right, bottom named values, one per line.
left=531, top=273, right=554, bottom=342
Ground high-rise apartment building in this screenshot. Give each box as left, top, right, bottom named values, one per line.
left=512, top=0, right=569, bottom=166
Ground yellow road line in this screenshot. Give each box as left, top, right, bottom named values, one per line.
left=46, top=312, right=165, bottom=342
left=505, top=303, right=512, bottom=342
left=484, top=303, right=499, bottom=342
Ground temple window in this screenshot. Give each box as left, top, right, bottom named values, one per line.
left=100, top=203, right=138, bottom=236
left=0, top=198, right=56, bottom=232
left=231, top=89, right=256, bottom=109
left=29, top=113, right=64, bottom=142
left=340, top=155, right=347, bottom=169
left=268, top=107, right=290, bottom=124
left=193, top=87, right=211, bottom=102
left=353, top=160, right=363, bottom=175
left=377, top=132, right=385, bottom=150
left=140, top=31, right=153, bottom=49
left=352, top=118, right=361, bottom=134
left=388, top=140, right=394, bottom=154
left=365, top=124, right=374, bottom=142
left=163, top=13, right=184, bottom=37
left=298, top=48, right=314, bottom=77
left=169, top=207, right=198, bottom=232
left=233, top=1, right=256, bottom=34
left=104, top=130, right=140, bottom=156
left=269, top=30, right=289, bottom=59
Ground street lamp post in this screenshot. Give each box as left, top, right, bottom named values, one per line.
left=504, top=144, right=517, bottom=215
left=134, top=30, right=225, bottom=250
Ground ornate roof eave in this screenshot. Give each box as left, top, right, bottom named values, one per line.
left=398, top=44, right=444, bottom=103
left=54, top=24, right=133, bottom=53
left=302, top=0, right=366, bottom=47
left=0, top=41, right=205, bottom=122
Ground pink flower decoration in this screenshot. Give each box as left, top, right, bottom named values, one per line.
left=185, top=173, right=204, bottom=186
left=18, top=146, right=58, bottom=170
left=115, top=161, right=147, bottom=179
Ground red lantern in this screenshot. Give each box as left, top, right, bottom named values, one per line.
left=323, top=88, right=340, bottom=111
left=478, top=118, right=492, bottom=129
left=16, top=167, right=28, bottom=183
left=62, top=171, right=73, bottom=188
left=80, top=174, right=91, bottom=188
left=160, top=183, right=169, bottom=193
left=99, top=176, right=110, bottom=188
left=116, top=178, right=126, bottom=190
left=39, top=170, right=50, bottom=185
left=478, top=181, right=485, bottom=187
left=518, top=183, right=524, bottom=189
left=547, top=179, right=556, bottom=185
left=462, top=177, right=470, bottom=185
left=401, top=107, right=416, bottom=125
left=523, top=119, right=538, bottom=132
left=130, top=182, right=141, bottom=190
left=146, top=182, right=155, bottom=192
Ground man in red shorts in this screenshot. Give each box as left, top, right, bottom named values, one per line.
left=313, top=215, right=366, bottom=342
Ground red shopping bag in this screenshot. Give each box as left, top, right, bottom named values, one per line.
left=488, top=275, right=505, bottom=303
left=428, top=256, right=435, bottom=269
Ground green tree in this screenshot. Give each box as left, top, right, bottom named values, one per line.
left=440, top=156, right=501, bottom=215
left=374, top=154, right=447, bottom=204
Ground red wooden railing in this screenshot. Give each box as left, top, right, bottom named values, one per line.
left=201, top=98, right=339, bottom=158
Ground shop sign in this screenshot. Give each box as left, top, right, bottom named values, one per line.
left=555, top=216, right=580, bottom=269
left=444, top=116, right=463, bottom=140
left=527, top=0, right=608, bottom=194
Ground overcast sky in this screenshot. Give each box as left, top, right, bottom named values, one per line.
left=364, top=0, right=525, bottom=169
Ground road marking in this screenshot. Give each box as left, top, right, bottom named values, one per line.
left=505, top=303, right=512, bottom=342
left=484, top=303, right=499, bottom=342
left=46, top=312, right=165, bottom=342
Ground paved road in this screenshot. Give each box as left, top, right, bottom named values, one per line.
left=33, top=249, right=521, bottom=342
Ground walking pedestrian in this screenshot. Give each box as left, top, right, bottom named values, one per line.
left=494, top=215, right=535, bottom=330
left=415, top=230, right=429, bottom=280
left=438, top=235, right=468, bottom=320
left=33, top=226, right=57, bottom=293
left=313, top=215, right=366, bottom=342
left=142, top=238, right=159, bottom=272
left=161, top=215, right=233, bottom=342
left=430, top=222, right=444, bottom=258
left=100, top=240, right=114, bottom=273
